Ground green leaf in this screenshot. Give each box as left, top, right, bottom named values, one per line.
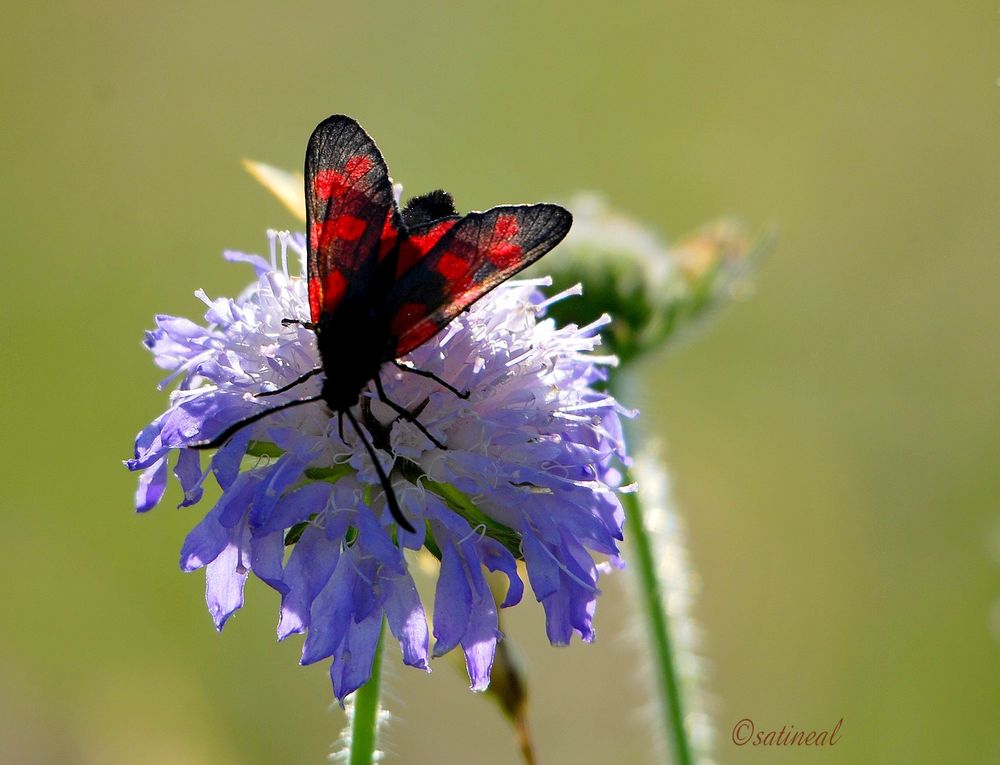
left=246, top=440, right=284, bottom=458
left=423, top=477, right=522, bottom=558
left=304, top=463, right=354, bottom=483
left=284, top=517, right=313, bottom=545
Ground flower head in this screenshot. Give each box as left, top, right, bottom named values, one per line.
left=537, top=193, right=762, bottom=364
left=127, top=231, right=631, bottom=701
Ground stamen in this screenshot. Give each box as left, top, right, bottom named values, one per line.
left=182, top=456, right=213, bottom=501
left=536, top=283, right=583, bottom=310
left=277, top=230, right=290, bottom=276
left=526, top=523, right=600, bottom=593
left=266, top=229, right=278, bottom=271
left=437, top=322, right=462, bottom=347
left=395, top=480, right=427, bottom=511
left=506, top=276, right=553, bottom=288
left=194, top=288, right=215, bottom=310
left=458, top=523, right=488, bottom=545
left=505, top=349, right=534, bottom=368
left=615, top=402, right=640, bottom=418
left=346, top=550, right=374, bottom=585
left=308, top=509, right=328, bottom=530
left=561, top=396, right=616, bottom=413
left=284, top=232, right=308, bottom=276
left=578, top=313, right=613, bottom=335
left=585, top=354, right=620, bottom=367
left=551, top=411, right=596, bottom=423
left=156, top=349, right=213, bottom=390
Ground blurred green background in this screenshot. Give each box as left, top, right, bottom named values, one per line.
left=2, top=2, right=997, bottom=763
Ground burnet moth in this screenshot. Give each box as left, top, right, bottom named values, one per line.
left=191, top=115, right=572, bottom=531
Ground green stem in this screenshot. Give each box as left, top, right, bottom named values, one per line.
left=611, top=376, right=694, bottom=765
left=621, top=485, right=693, bottom=765
left=349, top=621, right=385, bottom=765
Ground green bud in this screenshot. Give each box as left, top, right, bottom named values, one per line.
left=535, top=193, right=766, bottom=365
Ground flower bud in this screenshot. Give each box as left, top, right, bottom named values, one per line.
left=536, top=193, right=765, bottom=364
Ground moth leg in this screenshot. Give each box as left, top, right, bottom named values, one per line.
left=337, top=411, right=346, bottom=445
left=257, top=367, right=323, bottom=397
left=392, top=360, right=470, bottom=399
left=373, top=376, right=447, bottom=450
left=281, top=318, right=317, bottom=330
left=189, top=394, right=323, bottom=450
left=342, top=407, right=415, bottom=533
left=408, top=397, right=431, bottom=419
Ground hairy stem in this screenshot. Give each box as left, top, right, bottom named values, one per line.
left=348, top=621, right=385, bottom=765
left=612, top=376, right=695, bottom=765
left=621, top=484, right=693, bottom=765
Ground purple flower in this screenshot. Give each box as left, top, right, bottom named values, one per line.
left=127, top=230, right=631, bottom=702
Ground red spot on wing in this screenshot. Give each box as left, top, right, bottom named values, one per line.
left=321, top=271, right=348, bottom=315
left=488, top=241, right=524, bottom=269
left=485, top=214, right=524, bottom=268
left=310, top=216, right=367, bottom=250
left=436, top=252, right=467, bottom=280
left=308, top=277, right=322, bottom=323
left=396, top=219, right=458, bottom=276
left=308, top=270, right=349, bottom=323
left=378, top=210, right=399, bottom=261
left=391, top=302, right=428, bottom=336
left=332, top=215, right=366, bottom=240
left=344, top=155, right=373, bottom=180
left=314, top=158, right=372, bottom=202
left=312, top=169, right=346, bottom=201
left=495, top=214, right=520, bottom=239
left=436, top=251, right=475, bottom=295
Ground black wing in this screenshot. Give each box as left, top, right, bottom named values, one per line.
left=305, top=115, right=397, bottom=323
left=377, top=204, right=572, bottom=357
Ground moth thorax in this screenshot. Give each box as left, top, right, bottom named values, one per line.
left=316, top=325, right=385, bottom=412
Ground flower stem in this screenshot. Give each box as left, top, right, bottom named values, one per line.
left=349, top=621, right=385, bottom=765
left=621, top=484, right=694, bottom=765
left=611, top=374, right=695, bottom=765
